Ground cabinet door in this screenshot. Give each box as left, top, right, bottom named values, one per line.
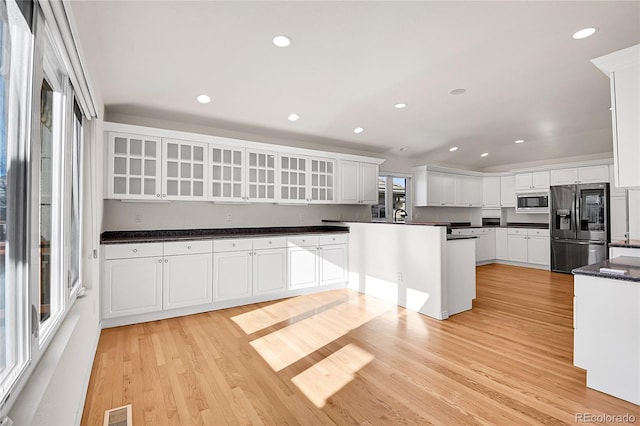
left=507, top=235, right=528, bottom=262
left=319, top=244, right=348, bottom=285
left=163, top=253, right=212, bottom=310
left=610, top=196, right=628, bottom=241
left=527, top=236, right=549, bottom=266
left=550, top=168, right=578, bottom=186
left=515, top=173, right=533, bottom=191
left=339, top=160, right=360, bottom=204
left=429, top=172, right=456, bottom=206
left=500, top=175, right=516, bottom=207
left=210, top=145, right=244, bottom=202
left=484, top=229, right=496, bottom=260
left=103, top=257, right=163, bottom=319
left=456, top=175, right=482, bottom=207
left=163, top=139, right=207, bottom=200
left=213, top=251, right=252, bottom=301
left=280, top=154, right=309, bottom=203
left=288, top=246, right=319, bottom=289
left=495, top=228, right=508, bottom=260
left=309, top=158, right=336, bottom=203
left=360, top=163, right=379, bottom=204
left=246, top=150, right=277, bottom=202
left=107, top=132, right=162, bottom=199
left=578, top=165, right=609, bottom=183
left=609, top=164, right=627, bottom=197
left=253, top=248, right=287, bottom=295
left=532, top=172, right=550, bottom=189
left=612, top=64, right=640, bottom=188
left=482, top=177, right=501, bottom=207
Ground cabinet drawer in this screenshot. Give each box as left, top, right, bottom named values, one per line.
left=164, top=240, right=213, bottom=256
left=507, top=228, right=527, bottom=236
left=527, top=229, right=549, bottom=237
left=253, top=237, right=287, bottom=250
left=288, top=235, right=320, bottom=247
left=319, top=234, right=349, bottom=245
left=213, top=238, right=253, bottom=252
left=104, top=243, right=163, bottom=260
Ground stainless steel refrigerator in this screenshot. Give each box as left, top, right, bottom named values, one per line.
left=550, top=183, right=610, bottom=273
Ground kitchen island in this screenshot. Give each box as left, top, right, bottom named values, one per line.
left=343, top=221, right=476, bottom=320
left=572, top=256, right=640, bottom=405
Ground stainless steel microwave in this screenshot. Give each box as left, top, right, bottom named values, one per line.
left=516, top=192, right=549, bottom=213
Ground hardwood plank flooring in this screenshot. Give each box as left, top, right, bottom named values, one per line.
left=82, top=264, right=640, bottom=425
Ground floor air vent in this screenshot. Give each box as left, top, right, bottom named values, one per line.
left=103, top=404, right=132, bottom=426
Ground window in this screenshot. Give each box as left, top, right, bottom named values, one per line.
left=372, top=175, right=411, bottom=223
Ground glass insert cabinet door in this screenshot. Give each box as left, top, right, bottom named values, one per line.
left=108, top=132, right=162, bottom=199
left=246, top=150, right=276, bottom=202
left=163, top=139, right=207, bottom=200
left=210, top=145, right=244, bottom=201
left=309, top=158, right=335, bottom=203
left=279, top=154, right=309, bottom=203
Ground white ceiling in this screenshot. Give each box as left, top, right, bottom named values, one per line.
left=70, top=1, right=640, bottom=170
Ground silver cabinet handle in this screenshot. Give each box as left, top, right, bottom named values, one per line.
left=133, top=248, right=138, bottom=253
left=232, top=243, right=236, bottom=247
left=157, top=259, right=162, bottom=263
left=156, top=194, right=161, bottom=198
left=165, top=259, right=168, bottom=263
left=268, top=241, right=272, bottom=244
left=187, top=245, right=191, bottom=250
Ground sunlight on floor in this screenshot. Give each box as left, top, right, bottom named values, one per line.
left=230, top=291, right=348, bottom=335
left=249, top=294, right=391, bottom=372
left=291, top=343, right=374, bottom=408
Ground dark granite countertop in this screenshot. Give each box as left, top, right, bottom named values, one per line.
left=446, top=235, right=478, bottom=241
left=609, top=240, right=640, bottom=249
left=503, top=222, right=549, bottom=229
left=572, top=256, right=640, bottom=283
left=101, top=225, right=349, bottom=244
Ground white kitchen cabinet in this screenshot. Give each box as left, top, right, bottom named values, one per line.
left=309, top=158, right=336, bottom=203
left=103, top=243, right=164, bottom=319
left=550, top=165, right=609, bottom=186
left=455, top=175, right=483, bottom=207
left=500, top=175, right=516, bottom=207
left=163, top=139, right=207, bottom=200
left=252, top=237, right=287, bottom=296
left=507, top=229, right=528, bottom=262
left=506, top=228, right=549, bottom=266
left=279, top=154, right=309, bottom=203
left=213, top=240, right=253, bottom=301
left=610, top=195, right=628, bottom=241
left=319, top=234, right=349, bottom=285
left=339, top=160, right=379, bottom=204
left=609, top=163, right=626, bottom=197
left=107, top=132, right=162, bottom=200
left=288, top=237, right=320, bottom=289
left=162, top=240, right=213, bottom=310
left=515, top=171, right=549, bottom=191
left=450, top=228, right=494, bottom=262
left=246, top=150, right=278, bottom=202
left=482, top=176, right=501, bottom=207
left=413, top=170, right=456, bottom=207
left=592, top=44, right=640, bottom=189
left=527, top=234, right=549, bottom=266
left=209, top=144, right=244, bottom=202
left=495, top=228, right=509, bottom=260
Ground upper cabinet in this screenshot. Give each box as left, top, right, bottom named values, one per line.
left=515, top=171, right=549, bottom=191
left=455, top=175, right=482, bottom=207
left=104, top=123, right=383, bottom=203
left=339, top=160, right=378, bottom=204
left=107, top=132, right=163, bottom=200
left=413, top=167, right=481, bottom=207
left=500, top=175, right=515, bottom=207
left=550, top=165, right=609, bottom=186
left=592, top=44, right=640, bottom=189
left=482, top=176, right=501, bottom=208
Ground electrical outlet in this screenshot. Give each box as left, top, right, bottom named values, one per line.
left=134, top=213, right=143, bottom=223
left=397, top=272, right=403, bottom=282
left=299, top=212, right=305, bottom=221
left=226, top=212, right=232, bottom=221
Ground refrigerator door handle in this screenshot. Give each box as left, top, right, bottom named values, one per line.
left=552, top=238, right=605, bottom=245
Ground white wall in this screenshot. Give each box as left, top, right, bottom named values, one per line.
left=412, top=206, right=476, bottom=224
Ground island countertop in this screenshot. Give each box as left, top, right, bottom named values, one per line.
left=609, top=239, right=640, bottom=249
left=572, top=256, right=640, bottom=283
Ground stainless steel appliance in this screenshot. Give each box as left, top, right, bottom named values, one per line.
left=516, top=192, right=549, bottom=213
left=550, top=183, right=610, bottom=273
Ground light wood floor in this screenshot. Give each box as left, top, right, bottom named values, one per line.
left=82, top=264, right=640, bottom=425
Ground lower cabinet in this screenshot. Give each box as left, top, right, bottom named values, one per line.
left=507, top=228, right=550, bottom=266
left=102, top=232, right=348, bottom=325
left=288, top=234, right=349, bottom=289
left=495, top=228, right=509, bottom=260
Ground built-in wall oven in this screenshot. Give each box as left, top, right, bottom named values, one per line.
left=516, top=192, right=549, bottom=213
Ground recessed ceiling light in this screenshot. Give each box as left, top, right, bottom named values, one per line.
left=273, top=35, right=291, bottom=47
left=288, top=113, right=299, bottom=122
left=399, top=147, right=408, bottom=152
left=449, top=146, right=458, bottom=152
left=514, top=139, right=524, bottom=144
left=196, top=94, right=211, bottom=104
left=572, top=27, right=598, bottom=40
left=354, top=127, right=364, bottom=134
left=449, top=88, right=466, bottom=95
left=394, top=103, right=407, bottom=109
left=481, top=152, right=489, bottom=157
